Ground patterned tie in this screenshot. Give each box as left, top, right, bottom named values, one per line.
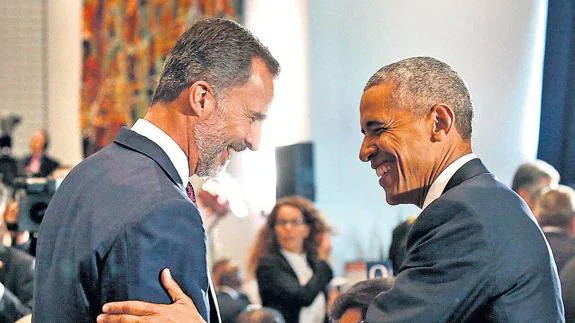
left=186, top=182, right=196, bottom=204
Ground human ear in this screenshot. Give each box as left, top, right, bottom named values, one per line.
left=188, top=81, right=216, bottom=117
left=431, top=104, right=455, bottom=142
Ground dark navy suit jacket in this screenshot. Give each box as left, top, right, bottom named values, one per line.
left=366, top=159, right=564, bottom=322
left=33, top=127, right=219, bottom=322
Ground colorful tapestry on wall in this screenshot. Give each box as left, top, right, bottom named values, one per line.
left=81, top=0, right=242, bottom=157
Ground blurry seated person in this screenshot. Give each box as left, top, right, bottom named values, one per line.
left=329, top=278, right=395, bottom=323
left=3, top=198, right=34, bottom=257
left=236, top=306, right=285, bottom=323
left=212, top=259, right=251, bottom=323
left=0, top=186, right=35, bottom=323
left=18, top=129, right=60, bottom=178
left=537, top=185, right=575, bottom=272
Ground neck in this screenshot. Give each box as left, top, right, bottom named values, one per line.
left=417, top=140, right=472, bottom=208
left=144, top=98, right=199, bottom=176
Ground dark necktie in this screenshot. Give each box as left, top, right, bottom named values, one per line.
left=186, top=182, right=196, bottom=204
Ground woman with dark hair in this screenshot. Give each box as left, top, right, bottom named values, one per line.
left=248, top=196, right=334, bottom=323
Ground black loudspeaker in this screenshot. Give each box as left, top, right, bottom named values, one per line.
left=275, top=142, right=315, bottom=201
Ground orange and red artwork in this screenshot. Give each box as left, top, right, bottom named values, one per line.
left=81, top=0, right=242, bottom=157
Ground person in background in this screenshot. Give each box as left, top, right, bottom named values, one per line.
left=18, top=129, right=60, bottom=178
left=212, top=259, right=251, bottom=323
left=249, top=196, right=333, bottom=323
left=329, top=278, right=395, bottom=323
left=34, top=17, right=279, bottom=323
left=511, top=160, right=560, bottom=222
left=2, top=198, right=34, bottom=257
left=388, top=214, right=417, bottom=274
left=537, top=185, right=575, bottom=272
left=561, top=256, right=575, bottom=323
left=0, top=184, right=34, bottom=323
left=236, top=306, right=285, bottom=323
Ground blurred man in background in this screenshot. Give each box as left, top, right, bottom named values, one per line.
left=212, top=259, right=251, bottom=323
left=537, top=185, right=575, bottom=272
left=511, top=160, right=560, bottom=221
left=18, top=130, right=60, bottom=178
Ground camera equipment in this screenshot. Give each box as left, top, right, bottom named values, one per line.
left=13, top=177, right=57, bottom=232
left=0, top=114, right=22, bottom=137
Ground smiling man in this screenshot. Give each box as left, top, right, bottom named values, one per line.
left=33, top=18, right=279, bottom=323
left=358, top=57, right=563, bottom=322
left=98, top=58, right=564, bottom=323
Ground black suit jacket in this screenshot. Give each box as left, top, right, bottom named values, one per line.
left=0, top=245, right=35, bottom=323
left=543, top=229, right=575, bottom=272
left=256, top=250, right=333, bottom=323
left=33, top=127, right=220, bottom=322
left=560, top=257, right=575, bottom=323
left=216, top=290, right=250, bottom=323
left=20, top=154, right=60, bottom=177
left=366, top=159, right=564, bottom=322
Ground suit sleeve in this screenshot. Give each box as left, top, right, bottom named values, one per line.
left=366, top=200, right=493, bottom=323
left=102, top=199, right=211, bottom=320
left=257, top=256, right=333, bottom=308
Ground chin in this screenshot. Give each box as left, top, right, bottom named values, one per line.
left=385, top=195, right=401, bottom=206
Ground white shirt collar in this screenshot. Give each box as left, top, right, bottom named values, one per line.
left=421, top=153, right=478, bottom=210
left=131, top=119, right=189, bottom=188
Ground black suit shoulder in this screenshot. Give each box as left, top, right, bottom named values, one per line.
left=367, top=166, right=563, bottom=322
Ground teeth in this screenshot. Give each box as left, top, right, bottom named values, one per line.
left=376, top=164, right=391, bottom=177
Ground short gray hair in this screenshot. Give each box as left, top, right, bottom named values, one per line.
left=365, top=57, right=473, bottom=139
left=152, top=17, right=280, bottom=104
left=512, top=160, right=560, bottom=193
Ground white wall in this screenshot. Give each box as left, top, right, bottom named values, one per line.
left=0, top=0, right=82, bottom=165
left=308, top=0, right=548, bottom=273
left=0, top=0, right=46, bottom=157
left=231, top=0, right=310, bottom=214
left=46, top=0, right=83, bottom=166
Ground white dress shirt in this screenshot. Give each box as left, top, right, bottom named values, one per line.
left=421, top=153, right=478, bottom=211
left=281, top=249, right=326, bottom=323
left=131, top=119, right=189, bottom=190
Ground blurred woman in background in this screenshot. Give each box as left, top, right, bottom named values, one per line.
left=248, top=196, right=334, bottom=323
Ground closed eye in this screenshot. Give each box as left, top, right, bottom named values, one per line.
left=374, top=126, right=388, bottom=134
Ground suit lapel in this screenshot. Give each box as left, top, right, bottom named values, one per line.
left=113, top=127, right=182, bottom=186
left=443, top=158, right=490, bottom=194
left=208, top=278, right=222, bottom=323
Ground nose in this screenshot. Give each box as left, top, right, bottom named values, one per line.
left=359, top=136, right=376, bottom=162
left=246, top=122, right=262, bottom=151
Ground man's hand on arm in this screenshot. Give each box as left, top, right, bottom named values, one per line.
left=97, top=269, right=206, bottom=323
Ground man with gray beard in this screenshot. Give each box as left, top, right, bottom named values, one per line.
left=33, top=17, right=279, bottom=323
